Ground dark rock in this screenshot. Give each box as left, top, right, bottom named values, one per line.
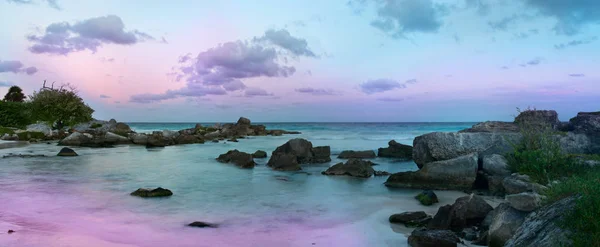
left=514, top=109, right=560, bottom=130
left=216, top=150, right=255, bottom=169
left=237, top=117, right=251, bottom=125
left=488, top=203, right=528, bottom=247
left=114, top=122, right=132, bottom=133
left=374, top=170, right=391, bottom=176
left=267, top=153, right=301, bottom=171
left=175, top=134, right=204, bottom=144
left=188, top=221, right=218, bottom=228
left=252, top=150, right=267, bottom=158
left=384, top=153, right=478, bottom=190
left=459, top=121, right=520, bottom=133
left=57, top=147, right=78, bottom=157
left=311, top=146, right=331, bottom=163
left=407, top=228, right=461, bottom=247
left=321, top=159, right=375, bottom=178
left=504, top=196, right=576, bottom=247
left=338, top=150, right=376, bottom=159
left=130, top=187, right=173, bottom=198
left=472, top=231, right=488, bottom=246
left=227, top=138, right=239, bottom=142
left=146, top=131, right=166, bottom=148
left=58, top=132, right=94, bottom=146
left=8, top=230, right=15, bottom=234
left=569, top=112, right=600, bottom=153
left=211, top=140, right=219, bottom=143
left=415, top=190, right=439, bottom=206
left=460, top=227, right=478, bottom=241
left=428, top=194, right=493, bottom=232
left=377, top=140, right=413, bottom=159
left=389, top=211, right=432, bottom=227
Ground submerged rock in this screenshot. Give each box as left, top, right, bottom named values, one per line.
left=188, top=221, right=218, bottom=228
left=3, top=153, right=46, bottom=158
left=338, top=150, right=376, bottom=159
left=216, top=150, right=256, bottom=169
left=252, top=150, right=267, bottom=158
left=377, top=140, right=413, bottom=159
left=415, top=190, right=439, bottom=206
left=321, top=159, right=375, bottom=178
left=130, top=187, right=173, bottom=198
left=57, top=147, right=78, bottom=157
left=389, top=211, right=432, bottom=227
left=407, top=228, right=461, bottom=247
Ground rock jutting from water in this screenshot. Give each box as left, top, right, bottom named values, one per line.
left=188, top=221, right=218, bottom=228
left=267, top=138, right=331, bottom=171
left=57, top=147, right=78, bottom=156
left=377, top=140, right=413, bottom=159
left=389, top=211, right=432, bottom=227
left=216, top=150, right=256, bottom=169
left=337, top=150, right=376, bottom=159
left=321, top=159, right=376, bottom=178
left=130, top=187, right=173, bottom=198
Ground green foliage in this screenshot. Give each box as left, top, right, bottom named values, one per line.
left=16, top=131, right=46, bottom=140
left=0, top=101, right=32, bottom=128
left=90, top=123, right=103, bottom=129
left=3, top=86, right=26, bottom=102
left=544, top=168, right=600, bottom=247
left=28, top=85, right=94, bottom=129
left=0, top=126, right=16, bottom=135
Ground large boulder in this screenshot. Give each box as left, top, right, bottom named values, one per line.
left=384, top=153, right=478, bottom=190
left=415, top=190, right=439, bottom=206
left=174, top=134, right=204, bottom=144
left=267, top=153, right=301, bottom=171
left=412, top=132, right=521, bottom=168
left=459, top=121, right=519, bottom=133
left=407, top=228, right=461, bottom=247
left=216, top=150, right=256, bottom=169
left=321, top=159, right=375, bottom=178
left=504, top=196, right=576, bottom=247
left=26, top=123, right=53, bottom=137
left=428, top=194, right=493, bottom=231
left=269, top=139, right=330, bottom=164
left=311, top=146, right=332, bottom=163
left=502, top=174, right=547, bottom=195
left=570, top=111, right=600, bottom=136
left=58, top=132, right=94, bottom=146
left=389, top=211, right=432, bottom=227
left=487, top=203, right=528, bottom=247
left=338, top=150, right=376, bottom=159
left=482, top=154, right=511, bottom=176
left=130, top=133, right=148, bottom=145
left=237, top=117, right=251, bottom=125
left=104, top=132, right=131, bottom=144
left=146, top=131, right=167, bottom=147
left=377, top=140, right=413, bottom=159
left=514, top=110, right=560, bottom=130
left=505, top=192, right=542, bottom=212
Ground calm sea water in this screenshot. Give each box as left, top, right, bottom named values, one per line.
left=0, top=122, right=474, bottom=247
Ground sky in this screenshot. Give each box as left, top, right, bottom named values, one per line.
left=0, top=0, right=599, bottom=122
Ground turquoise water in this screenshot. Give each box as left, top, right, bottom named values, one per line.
left=0, top=123, right=473, bottom=247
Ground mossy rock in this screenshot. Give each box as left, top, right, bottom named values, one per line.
left=415, top=190, right=439, bottom=206
left=90, top=123, right=103, bottom=129
left=0, top=127, right=16, bottom=135
left=130, top=187, right=173, bottom=198
left=16, top=131, right=46, bottom=140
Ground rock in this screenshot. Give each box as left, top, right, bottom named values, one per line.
left=486, top=174, right=507, bottom=195
left=505, top=192, right=542, bottom=212
left=481, top=209, right=494, bottom=230
left=482, top=154, right=511, bottom=176
left=557, top=132, right=594, bottom=154
left=311, top=146, right=331, bottom=163
left=488, top=203, right=529, bottom=247
left=175, top=134, right=203, bottom=144
left=130, top=187, right=173, bottom=198
left=407, top=228, right=460, bottom=247
left=188, top=221, right=218, bottom=228
left=227, top=138, right=239, bottom=142
left=504, top=196, right=576, bottom=247
left=338, top=150, right=376, bottom=159
left=58, top=132, right=93, bottom=146
left=412, top=132, right=521, bottom=169
left=460, top=227, right=478, bottom=241
left=8, top=230, right=15, bottom=234
left=26, top=123, right=53, bottom=137
left=108, top=119, right=117, bottom=125
left=428, top=194, right=493, bottom=231
left=57, top=147, right=78, bottom=156
left=514, top=109, right=560, bottom=130
left=472, top=231, right=488, bottom=246
left=269, top=130, right=284, bottom=136
left=502, top=174, right=547, bottom=195
left=267, top=153, right=301, bottom=171
left=113, top=122, right=132, bottom=133
left=236, top=117, right=251, bottom=125
left=104, top=132, right=131, bottom=144
left=321, top=159, right=375, bottom=178
left=374, top=171, right=391, bottom=176
left=162, top=130, right=180, bottom=140
left=384, top=153, right=479, bottom=190
left=130, top=133, right=148, bottom=145
left=216, top=150, right=256, bottom=169
left=415, top=190, right=439, bottom=206
left=459, top=121, right=519, bottom=133
left=252, top=150, right=267, bottom=158
left=389, top=211, right=432, bottom=227
left=146, top=131, right=166, bottom=148
left=377, top=140, right=413, bottom=159
left=570, top=111, right=600, bottom=136
left=204, top=130, right=221, bottom=139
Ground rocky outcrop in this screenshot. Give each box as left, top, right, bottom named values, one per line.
left=505, top=192, right=542, bottom=212
left=104, top=132, right=131, bottom=144
left=321, top=159, right=375, bottom=178
left=146, top=131, right=167, bottom=148
left=130, top=187, right=173, bottom=198
left=569, top=112, right=600, bottom=153
left=389, top=211, right=432, bottom=227
left=514, top=110, right=560, bottom=130
left=337, top=150, right=376, bottom=159
left=57, top=147, right=78, bottom=156
left=412, top=132, right=521, bottom=168
left=407, top=228, right=461, bottom=247
left=428, top=194, right=493, bottom=232
left=487, top=203, right=528, bottom=247
left=268, top=139, right=331, bottom=167
left=377, top=140, right=413, bottom=159
left=504, top=196, right=576, bottom=247
left=252, top=150, right=267, bottom=158
left=384, top=153, right=478, bottom=190
left=459, top=121, right=519, bottom=133
left=216, top=150, right=256, bottom=169
left=267, top=153, right=301, bottom=171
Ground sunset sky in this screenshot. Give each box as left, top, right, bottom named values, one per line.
left=1, top=0, right=598, bottom=122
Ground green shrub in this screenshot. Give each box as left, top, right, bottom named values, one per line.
left=0, top=126, right=16, bottom=135
left=0, top=101, right=32, bottom=128
left=90, top=123, right=103, bottom=129
left=16, top=131, right=46, bottom=140
left=28, top=85, right=94, bottom=129
left=544, top=168, right=600, bottom=247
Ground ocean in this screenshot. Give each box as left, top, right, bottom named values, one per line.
left=0, top=122, right=474, bottom=247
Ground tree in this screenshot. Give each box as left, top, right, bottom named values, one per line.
left=29, top=83, right=94, bottom=129
left=3, top=86, right=26, bottom=102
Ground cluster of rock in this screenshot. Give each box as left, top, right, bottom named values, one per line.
left=57, top=117, right=300, bottom=148
left=267, top=138, right=331, bottom=171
